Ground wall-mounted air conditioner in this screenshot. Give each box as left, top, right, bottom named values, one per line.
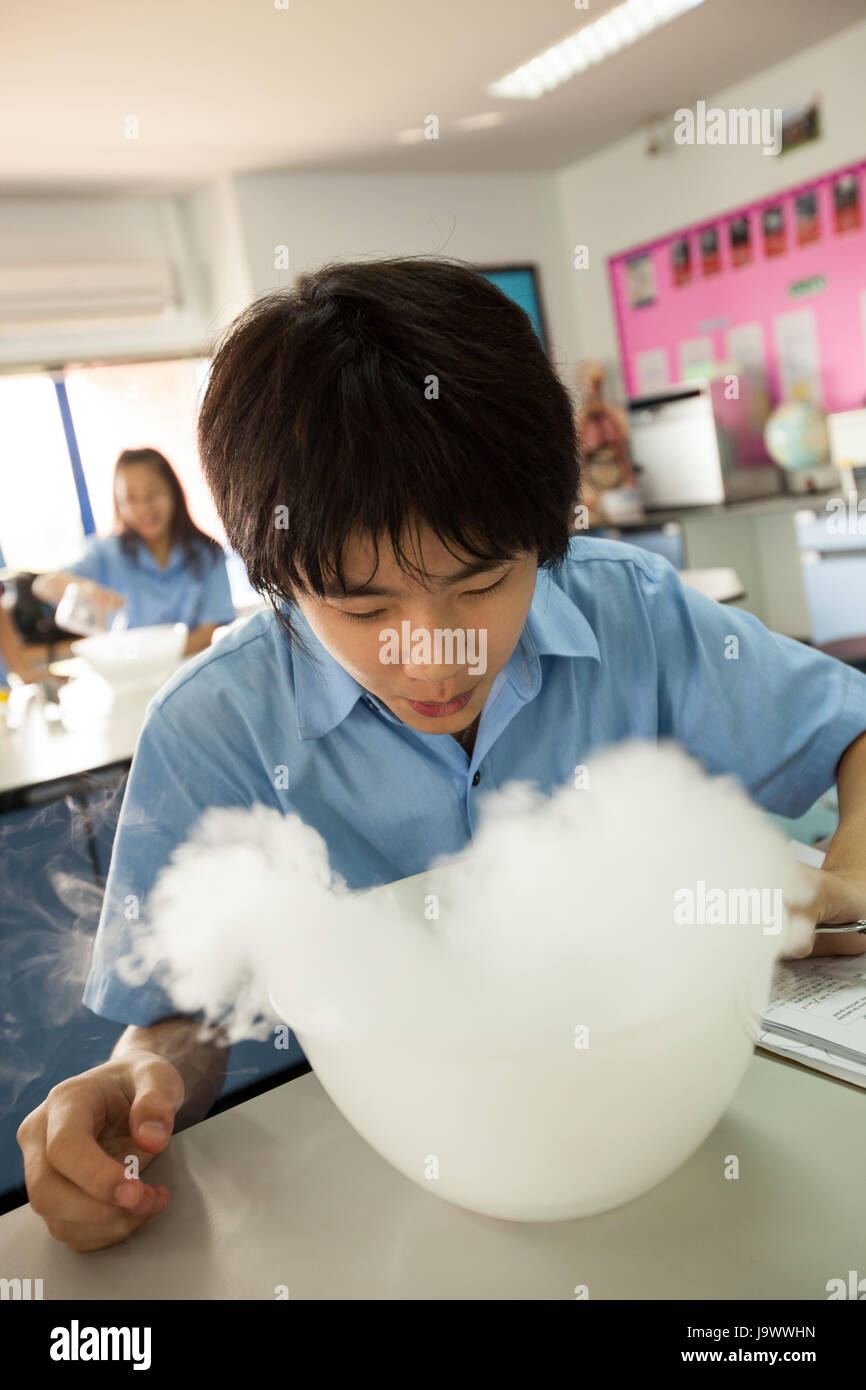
left=0, top=260, right=179, bottom=334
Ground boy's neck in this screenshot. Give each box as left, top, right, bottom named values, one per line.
left=453, top=714, right=480, bottom=759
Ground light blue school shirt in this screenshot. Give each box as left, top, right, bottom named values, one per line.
left=82, top=534, right=866, bottom=1026
left=66, top=534, right=235, bottom=630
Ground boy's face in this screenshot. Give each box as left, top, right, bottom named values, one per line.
left=293, top=525, right=538, bottom=736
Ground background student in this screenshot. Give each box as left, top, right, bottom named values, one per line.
left=33, top=448, right=235, bottom=656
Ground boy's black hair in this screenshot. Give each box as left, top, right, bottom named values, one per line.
left=197, top=255, right=581, bottom=661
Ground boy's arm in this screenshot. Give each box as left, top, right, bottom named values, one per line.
left=111, top=1015, right=230, bottom=1131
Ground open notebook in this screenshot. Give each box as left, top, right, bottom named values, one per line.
left=757, top=840, right=866, bottom=1088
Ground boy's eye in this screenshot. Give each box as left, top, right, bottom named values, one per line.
left=474, top=574, right=507, bottom=598
left=340, top=608, right=386, bottom=623
left=338, top=572, right=508, bottom=623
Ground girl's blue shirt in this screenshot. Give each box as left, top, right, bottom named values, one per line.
left=67, top=534, right=235, bottom=630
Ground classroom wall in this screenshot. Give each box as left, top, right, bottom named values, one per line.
left=186, top=176, right=255, bottom=339
left=556, top=14, right=866, bottom=399
left=229, top=169, right=581, bottom=388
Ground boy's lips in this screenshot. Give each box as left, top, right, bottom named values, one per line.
left=403, top=687, right=475, bottom=717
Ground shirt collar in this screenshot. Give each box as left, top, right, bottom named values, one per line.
left=130, top=538, right=184, bottom=574
left=291, top=563, right=600, bottom=741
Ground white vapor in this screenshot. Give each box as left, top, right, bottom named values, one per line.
left=117, top=739, right=817, bottom=1053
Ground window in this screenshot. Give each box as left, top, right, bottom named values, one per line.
left=0, top=374, right=86, bottom=572
left=63, top=357, right=223, bottom=544
left=0, top=356, right=237, bottom=580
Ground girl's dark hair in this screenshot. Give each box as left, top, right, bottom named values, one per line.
left=197, top=255, right=581, bottom=658
left=113, top=448, right=222, bottom=577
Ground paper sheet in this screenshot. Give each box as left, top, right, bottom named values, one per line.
left=759, top=840, right=866, bottom=1081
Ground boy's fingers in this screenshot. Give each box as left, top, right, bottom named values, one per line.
left=28, top=1154, right=168, bottom=1226
left=809, top=931, right=866, bottom=957
left=44, top=1094, right=149, bottom=1208
left=127, top=1058, right=184, bottom=1150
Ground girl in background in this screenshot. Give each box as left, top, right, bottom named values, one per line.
left=34, top=448, right=235, bottom=656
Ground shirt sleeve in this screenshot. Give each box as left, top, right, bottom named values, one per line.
left=82, top=698, right=252, bottom=1025
left=645, top=553, right=866, bottom=817
left=65, top=539, right=107, bottom=585
left=194, top=548, right=236, bottom=627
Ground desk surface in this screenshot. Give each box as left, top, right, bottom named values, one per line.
left=0, top=1052, right=861, bottom=1299
left=0, top=683, right=150, bottom=798
left=610, top=488, right=838, bottom=531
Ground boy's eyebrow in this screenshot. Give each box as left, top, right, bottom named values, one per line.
left=324, top=557, right=515, bottom=599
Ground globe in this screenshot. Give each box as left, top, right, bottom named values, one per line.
left=763, top=401, right=829, bottom=471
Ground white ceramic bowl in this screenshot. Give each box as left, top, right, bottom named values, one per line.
left=70, top=623, right=187, bottom=689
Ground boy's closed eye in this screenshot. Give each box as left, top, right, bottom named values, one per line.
left=338, top=573, right=510, bottom=623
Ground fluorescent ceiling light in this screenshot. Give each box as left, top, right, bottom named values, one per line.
left=488, top=0, right=706, bottom=98
left=561, top=36, right=591, bottom=73
left=456, top=111, right=505, bottom=130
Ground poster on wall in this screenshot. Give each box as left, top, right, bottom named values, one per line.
left=678, top=337, right=715, bottom=379
left=729, top=216, right=752, bottom=267
left=700, top=226, right=721, bottom=276
left=773, top=307, right=824, bottom=405
left=795, top=191, right=820, bottom=246
left=671, top=237, right=691, bottom=286
left=834, top=172, right=862, bottom=234
left=780, top=98, right=821, bottom=155
left=634, top=348, right=670, bottom=395
left=635, top=348, right=670, bottom=394
left=762, top=205, right=786, bottom=257
left=726, top=322, right=768, bottom=384
left=625, top=252, right=656, bottom=308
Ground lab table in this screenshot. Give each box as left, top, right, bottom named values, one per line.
left=0, top=1050, right=862, bottom=1299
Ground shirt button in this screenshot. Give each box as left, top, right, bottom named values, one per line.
left=472, top=770, right=480, bottom=786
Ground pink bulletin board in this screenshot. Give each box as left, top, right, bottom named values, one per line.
left=607, top=157, right=866, bottom=412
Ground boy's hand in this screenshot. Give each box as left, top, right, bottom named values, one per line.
left=784, top=864, right=866, bottom=959
left=17, top=1054, right=183, bottom=1252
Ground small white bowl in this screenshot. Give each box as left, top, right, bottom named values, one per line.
left=70, top=623, right=188, bottom=690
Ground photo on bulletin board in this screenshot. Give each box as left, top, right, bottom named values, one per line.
left=729, top=216, right=752, bottom=268
left=625, top=252, right=656, bottom=308
left=780, top=98, right=821, bottom=155
left=762, top=204, right=786, bottom=257
left=671, top=236, right=691, bottom=287
left=699, top=226, right=720, bottom=276
left=834, top=172, right=862, bottom=234
left=795, top=191, right=820, bottom=247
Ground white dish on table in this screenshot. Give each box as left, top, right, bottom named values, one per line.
left=70, top=623, right=188, bottom=691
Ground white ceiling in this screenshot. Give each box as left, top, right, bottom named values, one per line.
left=2, top=0, right=863, bottom=195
